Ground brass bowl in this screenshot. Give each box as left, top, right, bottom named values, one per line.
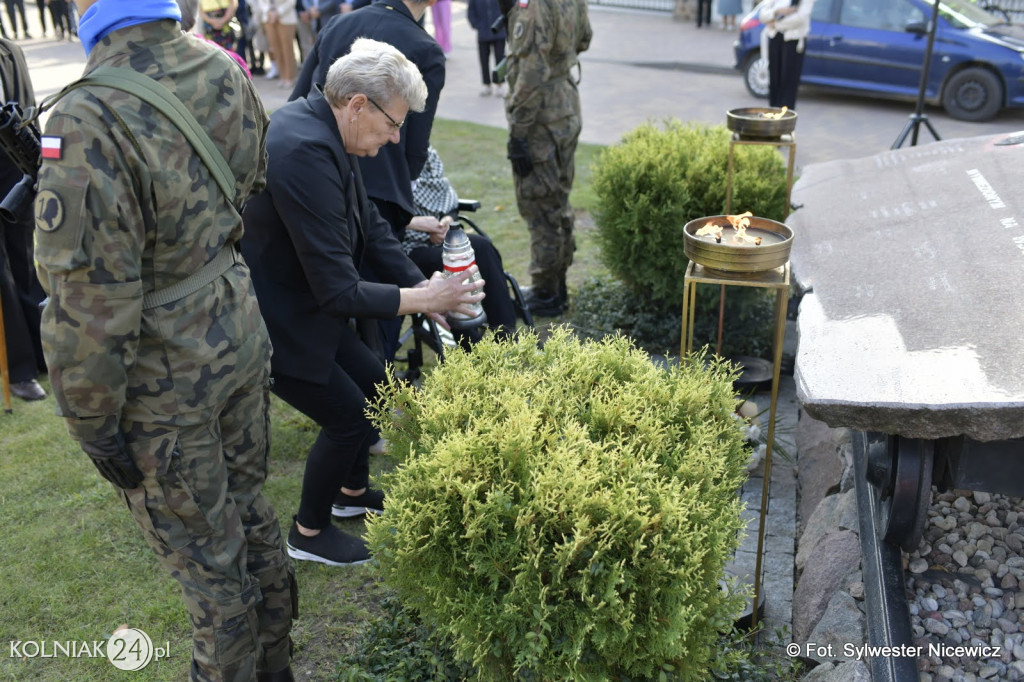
left=683, top=215, right=793, bottom=274
left=726, top=107, right=797, bottom=140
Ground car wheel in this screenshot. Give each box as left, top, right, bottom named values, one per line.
left=743, top=54, right=770, bottom=99
left=941, top=67, right=1003, bottom=122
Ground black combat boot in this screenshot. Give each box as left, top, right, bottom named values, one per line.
left=257, top=666, right=294, bottom=682
left=522, top=287, right=565, bottom=317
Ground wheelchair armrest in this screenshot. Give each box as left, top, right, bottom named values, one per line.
left=457, top=199, right=481, bottom=213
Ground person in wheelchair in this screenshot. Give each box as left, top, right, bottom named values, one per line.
left=394, top=145, right=519, bottom=352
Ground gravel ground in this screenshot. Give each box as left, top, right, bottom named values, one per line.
left=907, top=490, right=1024, bottom=681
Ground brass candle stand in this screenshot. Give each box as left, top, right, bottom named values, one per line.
left=718, top=132, right=795, bottom=355
left=726, top=132, right=797, bottom=215
left=680, top=261, right=790, bottom=630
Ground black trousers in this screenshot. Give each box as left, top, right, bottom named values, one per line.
left=48, top=0, right=69, bottom=35
left=767, top=33, right=805, bottom=109
left=0, top=244, right=40, bottom=383
left=696, top=0, right=712, bottom=26
left=270, top=324, right=380, bottom=531
left=34, top=0, right=46, bottom=33
left=477, top=39, right=505, bottom=86
left=0, top=184, right=46, bottom=383
left=2, top=0, right=27, bottom=35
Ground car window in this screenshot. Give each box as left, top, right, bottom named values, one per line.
left=838, top=0, right=925, bottom=30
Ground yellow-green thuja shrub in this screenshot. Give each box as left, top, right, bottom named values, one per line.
left=368, top=327, right=749, bottom=681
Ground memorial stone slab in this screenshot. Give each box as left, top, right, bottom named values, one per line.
left=788, top=133, right=1024, bottom=442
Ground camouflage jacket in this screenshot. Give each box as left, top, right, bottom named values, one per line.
left=34, top=20, right=270, bottom=443
left=504, top=0, right=592, bottom=139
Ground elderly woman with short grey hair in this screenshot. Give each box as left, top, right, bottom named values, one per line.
left=241, top=38, right=484, bottom=567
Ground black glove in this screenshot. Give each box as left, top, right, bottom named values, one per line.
left=507, top=136, right=533, bottom=178
left=81, top=432, right=144, bottom=489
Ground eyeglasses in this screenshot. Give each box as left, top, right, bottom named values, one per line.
left=365, top=95, right=404, bottom=131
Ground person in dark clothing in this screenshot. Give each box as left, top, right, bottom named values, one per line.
left=34, top=0, right=48, bottom=36
left=309, top=0, right=350, bottom=32
left=400, top=145, right=517, bottom=347
left=47, top=0, right=72, bottom=39
left=290, top=0, right=443, bottom=239
left=695, top=0, right=711, bottom=27
left=244, top=38, right=483, bottom=566
left=2, top=0, right=30, bottom=38
left=235, top=0, right=266, bottom=73
left=1, top=37, right=46, bottom=401
left=291, top=0, right=443, bottom=355
left=466, top=0, right=505, bottom=96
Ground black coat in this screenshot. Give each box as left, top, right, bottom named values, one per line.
left=466, top=0, right=506, bottom=42
left=241, top=90, right=424, bottom=384
left=290, top=0, right=445, bottom=217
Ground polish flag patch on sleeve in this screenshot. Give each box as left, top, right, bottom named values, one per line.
left=41, top=136, right=63, bottom=160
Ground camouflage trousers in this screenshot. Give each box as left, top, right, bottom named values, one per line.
left=119, top=369, right=295, bottom=681
left=513, top=112, right=582, bottom=294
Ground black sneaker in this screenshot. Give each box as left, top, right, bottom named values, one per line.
left=332, top=487, right=385, bottom=518
left=522, top=287, right=565, bottom=317
left=286, top=521, right=371, bottom=566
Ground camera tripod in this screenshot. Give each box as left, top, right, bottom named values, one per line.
left=893, top=0, right=942, bottom=149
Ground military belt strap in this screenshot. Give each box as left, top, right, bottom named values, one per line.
left=39, top=66, right=243, bottom=309
left=142, top=246, right=240, bottom=309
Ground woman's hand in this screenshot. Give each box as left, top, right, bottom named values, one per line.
left=425, top=269, right=485, bottom=318
left=399, top=268, right=485, bottom=319
left=406, top=215, right=451, bottom=245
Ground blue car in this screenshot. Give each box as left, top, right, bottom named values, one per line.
left=734, top=0, right=1024, bottom=121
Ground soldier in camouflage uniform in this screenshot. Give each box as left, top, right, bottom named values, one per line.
left=33, top=1, right=295, bottom=680
left=503, top=0, right=591, bottom=317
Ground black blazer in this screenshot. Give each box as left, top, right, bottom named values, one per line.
left=241, top=90, right=424, bottom=384
left=290, top=0, right=446, bottom=217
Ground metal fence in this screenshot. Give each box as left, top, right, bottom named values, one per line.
left=588, top=0, right=675, bottom=12
left=983, top=0, right=1024, bottom=21
left=585, top=0, right=759, bottom=16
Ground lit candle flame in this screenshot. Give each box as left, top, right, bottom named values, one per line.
left=695, top=221, right=723, bottom=242
left=694, top=211, right=761, bottom=245
left=727, top=211, right=761, bottom=245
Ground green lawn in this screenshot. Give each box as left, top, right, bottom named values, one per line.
left=0, top=118, right=607, bottom=680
